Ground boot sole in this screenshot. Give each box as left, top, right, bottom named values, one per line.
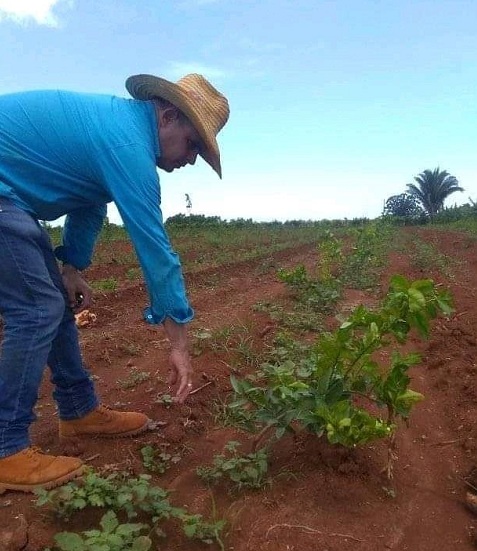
left=0, top=464, right=85, bottom=495
left=59, top=420, right=150, bottom=443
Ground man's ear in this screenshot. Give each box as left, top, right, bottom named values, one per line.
left=159, top=107, right=179, bottom=127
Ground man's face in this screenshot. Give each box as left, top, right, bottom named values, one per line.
left=157, top=108, right=203, bottom=173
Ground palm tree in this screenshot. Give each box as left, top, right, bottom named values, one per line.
left=406, top=168, right=464, bottom=219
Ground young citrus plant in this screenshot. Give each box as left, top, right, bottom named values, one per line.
left=230, top=276, right=452, bottom=471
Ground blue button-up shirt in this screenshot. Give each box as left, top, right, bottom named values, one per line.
left=0, top=90, right=193, bottom=324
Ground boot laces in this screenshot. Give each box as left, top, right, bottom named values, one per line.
left=24, top=446, right=46, bottom=458
left=96, top=404, right=116, bottom=418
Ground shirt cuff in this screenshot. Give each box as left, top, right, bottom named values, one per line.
left=143, top=305, right=194, bottom=325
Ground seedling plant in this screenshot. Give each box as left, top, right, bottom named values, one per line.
left=48, top=510, right=152, bottom=551
left=117, top=367, right=150, bottom=389
left=341, top=223, right=391, bottom=289
left=278, top=230, right=344, bottom=316
left=36, top=469, right=225, bottom=548
left=140, top=444, right=181, bottom=474
left=197, top=441, right=269, bottom=492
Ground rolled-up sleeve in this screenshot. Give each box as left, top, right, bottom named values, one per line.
left=54, top=204, right=107, bottom=270
left=99, top=143, right=193, bottom=324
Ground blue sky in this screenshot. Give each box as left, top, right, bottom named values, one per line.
left=1, top=0, right=476, bottom=222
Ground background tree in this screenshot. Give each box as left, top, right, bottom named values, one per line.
left=383, top=193, right=423, bottom=218
left=406, top=168, right=463, bottom=219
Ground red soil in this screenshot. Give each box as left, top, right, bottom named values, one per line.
left=1, top=227, right=477, bottom=550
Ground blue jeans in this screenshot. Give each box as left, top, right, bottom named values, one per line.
left=0, top=199, right=98, bottom=457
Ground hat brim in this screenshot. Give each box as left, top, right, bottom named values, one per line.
left=125, top=74, right=222, bottom=178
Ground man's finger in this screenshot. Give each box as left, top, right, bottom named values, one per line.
left=174, top=372, right=193, bottom=402
left=81, top=290, right=92, bottom=309
left=175, top=384, right=191, bottom=404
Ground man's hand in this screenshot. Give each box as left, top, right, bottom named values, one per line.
left=61, top=264, right=93, bottom=313
left=168, top=348, right=193, bottom=403
left=163, top=318, right=193, bottom=403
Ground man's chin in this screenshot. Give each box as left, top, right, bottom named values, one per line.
left=157, top=161, right=174, bottom=173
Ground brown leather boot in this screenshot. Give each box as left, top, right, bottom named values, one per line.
left=59, top=405, right=149, bottom=442
left=0, top=447, right=84, bottom=494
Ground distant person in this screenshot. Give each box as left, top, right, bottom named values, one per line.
left=0, top=73, right=229, bottom=493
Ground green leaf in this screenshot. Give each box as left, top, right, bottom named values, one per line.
left=275, top=425, right=286, bottom=439
left=99, top=510, right=118, bottom=533
left=183, top=523, right=197, bottom=538
left=437, top=295, right=453, bottom=316
left=131, top=536, right=153, bottom=551
left=408, top=288, right=426, bottom=312
left=230, top=375, right=241, bottom=393
left=390, top=274, right=409, bottom=292
left=338, top=417, right=351, bottom=428
left=54, top=532, right=85, bottom=551
left=325, top=378, right=345, bottom=404
left=115, top=523, right=145, bottom=537
left=395, top=389, right=424, bottom=411
left=411, top=279, right=434, bottom=294
left=410, top=311, right=429, bottom=338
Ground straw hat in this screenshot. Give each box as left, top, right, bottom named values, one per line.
left=125, top=73, right=229, bottom=178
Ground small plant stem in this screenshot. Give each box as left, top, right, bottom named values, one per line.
left=208, top=489, right=225, bottom=551
left=251, top=413, right=290, bottom=452
left=385, top=405, right=397, bottom=480
left=342, top=338, right=379, bottom=382
left=349, top=391, right=381, bottom=406
left=251, top=424, right=275, bottom=453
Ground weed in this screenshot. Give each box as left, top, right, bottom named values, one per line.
left=155, top=393, right=173, bottom=407
left=317, top=230, right=344, bottom=282
left=117, top=367, right=150, bottom=389
left=411, top=239, right=455, bottom=279
left=277, top=232, right=344, bottom=320
left=113, top=252, right=138, bottom=265
left=212, top=397, right=257, bottom=431
left=341, top=223, right=393, bottom=289
left=192, top=324, right=262, bottom=368
left=278, top=264, right=341, bottom=313
left=182, top=514, right=226, bottom=549
left=90, top=277, right=118, bottom=292
left=51, top=510, right=151, bottom=551
left=197, top=441, right=269, bottom=491
left=191, top=328, right=214, bottom=356
left=118, top=340, right=143, bottom=357
left=35, top=469, right=178, bottom=521
left=126, top=267, right=142, bottom=280
left=36, top=469, right=226, bottom=548
left=253, top=301, right=324, bottom=333
left=140, top=445, right=181, bottom=474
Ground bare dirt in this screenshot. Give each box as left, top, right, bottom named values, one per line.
left=1, top=227, right=477, bottom=550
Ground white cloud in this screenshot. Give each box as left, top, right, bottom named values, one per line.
left=166, top=61, right=228, bottom=81
left=0, top=0, right=71, bottom=26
